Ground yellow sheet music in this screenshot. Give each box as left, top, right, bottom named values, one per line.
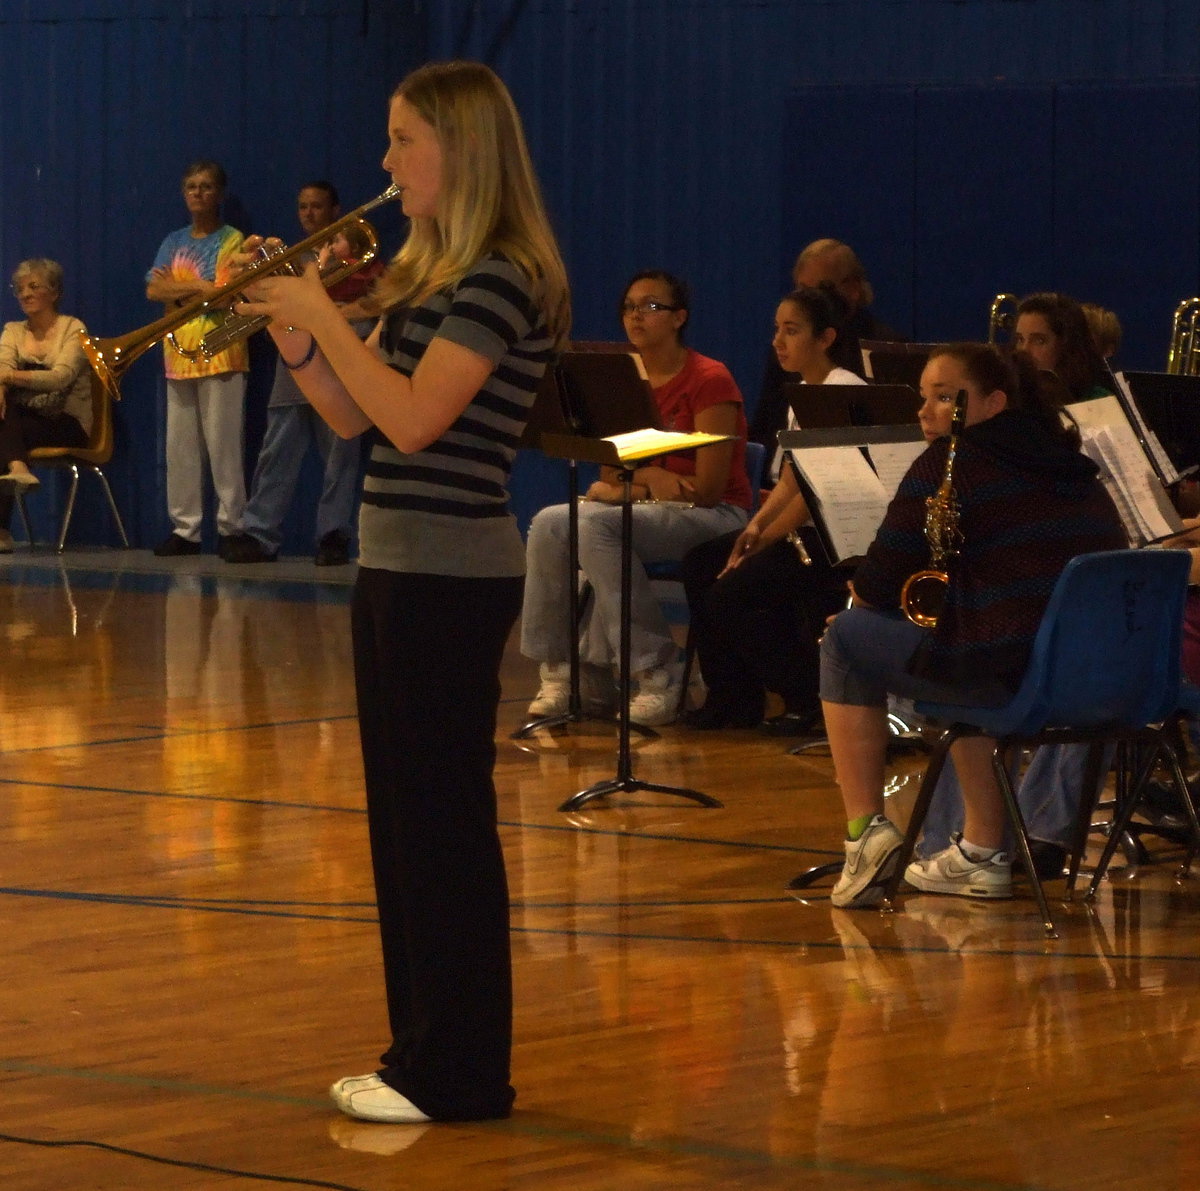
left=603, top=428, right=733, bottom=463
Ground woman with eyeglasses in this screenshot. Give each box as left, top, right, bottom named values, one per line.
left=521, top=269, right=751, bottom=725
left=0, top=259, right=92, bottom=553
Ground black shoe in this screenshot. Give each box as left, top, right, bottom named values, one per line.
left=221, top=532, right=277, bottom=563
left=759, top=709, right=822, bottom=737
left=153, top=533, right=201, bottom=557
left=314, top=530, right=351, bottom=567
left=1139, top=778, right=1190, bottom=825
left=1025, top=839, right=1068, bottom=881
left=683, top=703, right=761, bottom=730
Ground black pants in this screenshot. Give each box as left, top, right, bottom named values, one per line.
left=681, top=527, right=843, bottom=718
left=351, top=566, right=523, bottom=1121
left=0, top=406, right=86, bottom=528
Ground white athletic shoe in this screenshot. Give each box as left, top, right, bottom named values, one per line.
left=528, top=662, right=617, bottom=717
left=628, top=663, right=683, bottom=726
left=830, top=815, right=904, bottom=908
left=904, top=835, right=1013, bottom=900
left=329, top=1073, right=433, bottom=1124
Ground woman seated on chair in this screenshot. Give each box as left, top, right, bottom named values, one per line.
left=820, top=343, right=1124, bottom=909
left=0, top=258, right=92, bottom=553
left=915, top=291, right=1121, bottom=870
left=521, top=270, right=751, bottom=726
left=681, top=282, right=864, bottom=732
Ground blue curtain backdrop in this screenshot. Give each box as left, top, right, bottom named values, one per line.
left=2, top=0, right=1199, bottom=548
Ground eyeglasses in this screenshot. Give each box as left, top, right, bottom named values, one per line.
left=621, top=300, right=679, bottom=316
left=11, top=282, right=52, bottom=296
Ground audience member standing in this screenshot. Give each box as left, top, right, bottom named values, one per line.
left=146, top=160, right=248, bottom=557
left=223, top=181, right=380, bottom=566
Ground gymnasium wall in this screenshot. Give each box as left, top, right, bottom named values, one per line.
left=2, top=1, right=1197, bottom=547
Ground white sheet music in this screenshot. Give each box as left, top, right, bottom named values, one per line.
left=788, top=447, right=891, bottom=562
left=1079, top=425, right=1180, bottom=545
left=1080, top=436, right=1139, bottom=546
left=1068, top=394, right=1166, bottom=486
left=1070, top=394, right=1184, bottom=544
left=866, top=441, right=928, bottom=498
left=1113, top=371, right=1180, bottom=484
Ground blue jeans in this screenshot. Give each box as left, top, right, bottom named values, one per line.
left=819, top=607, right=988, bottom=708
left=520, top=499, right=747, bottom=674
left=242, top=403, right=361, bottom=552
left=917, top=743, right=1107, bottom=857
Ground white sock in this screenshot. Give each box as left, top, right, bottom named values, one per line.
left=958, top=837, right=1000, bottom=862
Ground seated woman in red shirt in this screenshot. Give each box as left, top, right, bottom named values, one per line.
left=521, top=270, right=752, bottom=726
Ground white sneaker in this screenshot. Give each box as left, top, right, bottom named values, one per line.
left=830, top=815, right=904, bottom=908
left=528, top=662, right=570, bottom=717
left=628, top=663, right=683, bottom=726
left=329, top=1073, right=433, bottom=1124
left=0, top=469, right=38, bottom=488
left=904, top=835, right=1012, bottom=899
left=528, top=662, right=616, bottom=717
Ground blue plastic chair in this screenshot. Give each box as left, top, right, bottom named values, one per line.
left=880, top=549, right=1200, bottom=937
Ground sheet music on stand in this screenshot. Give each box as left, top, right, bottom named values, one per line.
left=778, top=424, right=927, bottom=564
left=1110, top=372, right=1180, bottom=484
left=540, top=428, right=734, bottom=469
left=1116, top=370, right=1200, bottom=478
left=1068, top=392, right=1185, bottom=546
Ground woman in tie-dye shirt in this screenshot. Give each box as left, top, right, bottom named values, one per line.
left=145, top=159, right=248, bottom=558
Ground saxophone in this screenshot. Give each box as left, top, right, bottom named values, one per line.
left=900, top=389, right=967, bottom=628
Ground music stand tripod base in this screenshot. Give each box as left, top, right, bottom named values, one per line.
left=787, top=861, right=843, bottom=890
left=559, top=776, right=720, bottom=813
left=536, top=436, right=728, bottom=814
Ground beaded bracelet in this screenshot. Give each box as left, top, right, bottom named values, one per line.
left=281, top=335, right=317, bottom=371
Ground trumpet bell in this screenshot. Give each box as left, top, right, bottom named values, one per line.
left=79, top=327, right=165, bottom=404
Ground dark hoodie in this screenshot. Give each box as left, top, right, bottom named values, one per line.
left=853, top=408, right=1127, bottom=703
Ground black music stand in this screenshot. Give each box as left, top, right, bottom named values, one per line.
left=860, top=340, right=935, bottom=388
left=538, top=430, right=729, bottom=811
left=783, top=382, right=919, bottom=434
left=512, top=348, right=665, bottom=740
left=1118, top=371, right=1200, bottom=478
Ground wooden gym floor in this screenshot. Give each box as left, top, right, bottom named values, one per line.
left=2, top=546, right=1199, bottom=1190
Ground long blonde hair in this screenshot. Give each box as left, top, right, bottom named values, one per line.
left=373, top=60, right=571, bottom=349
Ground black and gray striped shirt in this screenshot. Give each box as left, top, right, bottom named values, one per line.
left=359, top=255, right=554, bottom=578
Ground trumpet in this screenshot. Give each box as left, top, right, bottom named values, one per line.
left=900, top=388, right=967, bottom=628
left=80, top=183, right=399, bottom=401
left=988, top=293, right=1018, bottom=346
left=1167, top=296, right=1200, bottom=375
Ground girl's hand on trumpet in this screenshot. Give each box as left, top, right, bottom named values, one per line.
left=233, top=251, right=336, bottom=337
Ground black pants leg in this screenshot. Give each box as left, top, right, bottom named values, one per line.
left=682, top=532, right=765, bottom=717
left=682, top=528, right=834, bottom=716
left=351, top=566, right=523, bottom=1121
left=0, top=407, right=86, bottom=529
